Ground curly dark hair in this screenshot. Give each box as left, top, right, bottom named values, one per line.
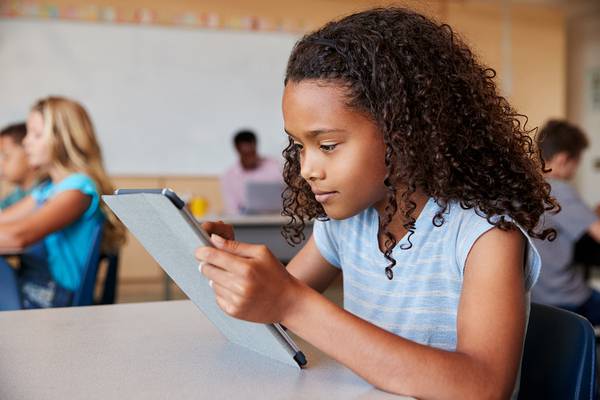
left=281, top=7, right=558, bottom=279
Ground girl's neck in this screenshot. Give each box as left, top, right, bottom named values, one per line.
left=19, top=172, right=38, bottom=191
left=48, top=166, right=71, bottom=183
left=544, top=168, right=568, bottom=181
left=374, top=189, right=429, bottom=247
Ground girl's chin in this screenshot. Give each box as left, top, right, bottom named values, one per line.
left=27, top=159, right=45, bottom=168
left=322, top=204, right=363, bottom=221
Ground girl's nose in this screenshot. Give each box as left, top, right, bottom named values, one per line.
left=300, top=152, right=325, bottom=181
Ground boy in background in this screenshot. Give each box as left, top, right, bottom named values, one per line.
left=0, top=123, right=38, bottom=209
left=533, top=119, right=600, bottom=324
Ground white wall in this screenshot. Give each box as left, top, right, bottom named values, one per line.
left=0, top=19, right=298, bottom=175
left=568, top=3, right=600, bottom=205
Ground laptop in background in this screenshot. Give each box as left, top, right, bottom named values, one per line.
left=243, top=181, right=285, bottom=215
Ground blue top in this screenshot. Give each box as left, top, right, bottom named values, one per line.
left=314, top=198, right=541, bottom=399
left=30, top=173, right=104, bottom=291
left=0, top=186, right=32, bottom=209
left=314, top=197, right=541, bottom=350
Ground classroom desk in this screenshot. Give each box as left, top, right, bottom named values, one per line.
left=0, top=301, right=411, bottom=400
left=164, top=214, right=313, bottom=299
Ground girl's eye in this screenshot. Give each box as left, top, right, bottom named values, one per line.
left=293, top=142, right=304, bottom=151
left=320, top=143, right=337, bottom=152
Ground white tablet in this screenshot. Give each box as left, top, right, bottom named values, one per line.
left=102, top=188, right=307, bottom=368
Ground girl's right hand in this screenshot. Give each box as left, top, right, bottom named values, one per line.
left=200, top=220, right=235, bottom=241
left=195, top=235, right=301, bottom=324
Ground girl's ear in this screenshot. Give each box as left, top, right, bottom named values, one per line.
left=551, top=152, right=570, bottom=168
left=547, top=151, right=574, bottom=178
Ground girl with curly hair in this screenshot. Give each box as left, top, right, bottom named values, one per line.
left=197, top=7, right=557, bottom=399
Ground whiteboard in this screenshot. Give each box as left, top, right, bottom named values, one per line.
left=0, top=19, right=299, bottom=175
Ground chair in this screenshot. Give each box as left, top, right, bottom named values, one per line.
left=518, top=303, right=597, bottom=400
left=71, top=227, right=119, bottom=306
left=71, top=223, right=121, bottom=306
left=573, top=233, right=600, bottom=281
left=71, top=224, right=103, bottom=306
left=0, top=258, right=21, bottom=311
left=97, top=252, right=119, bottom=305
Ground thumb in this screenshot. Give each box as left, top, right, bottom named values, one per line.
left=211, top=234, right=258, bottom=258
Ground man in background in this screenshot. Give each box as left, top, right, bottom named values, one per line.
left=533, top=119, right=600, bottom=325
left=221, top=130, right=281, bottom=215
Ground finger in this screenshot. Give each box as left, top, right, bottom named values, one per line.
left=200, top=221, right=235, bottom=241
left=211, top=280, right=237, bottom=303
left=214, top=289, right=238, bottom=317
left=210, top=234, right=267, bottom=258
left=200, top=262, right=250, bottom=297
left=210, top=280, right=244, bottom=317
left=199, top=261, right=235, bottom=286
left=196, top=247, right=248, bottom=275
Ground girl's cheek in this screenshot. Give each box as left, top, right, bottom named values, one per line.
left=41, top=140, right=51, bottom=155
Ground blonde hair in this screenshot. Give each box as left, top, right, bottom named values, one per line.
left=32, top=96, right=126, bottom=252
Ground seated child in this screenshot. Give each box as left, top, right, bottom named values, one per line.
left=0, top=97, right=125, bottom=310
left=196, top=8, right=557, bottom=399
left=0, top=122, right=39, bottom=209
left=532, top=119, right=600, bottom=325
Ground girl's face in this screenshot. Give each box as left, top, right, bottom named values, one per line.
left=24, top=111, right=52, bottom=169
left=282, top=81, right=388, bottom=220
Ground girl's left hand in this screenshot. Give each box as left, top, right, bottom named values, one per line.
left=195, top=234, right=300, bottom=324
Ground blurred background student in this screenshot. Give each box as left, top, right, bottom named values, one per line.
left=220, top=129, right=282, bottom=214
left=532, top=119, right=600, bottom=325
left=0, top=122, right=40, bottom=209
left=0, top=96, right=125, bottom=311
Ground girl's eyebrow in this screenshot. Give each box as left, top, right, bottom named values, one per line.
left=284, top=128, right=345, bottom=139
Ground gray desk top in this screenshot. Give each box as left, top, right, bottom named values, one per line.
left=0, top=301, right=411, bottom=400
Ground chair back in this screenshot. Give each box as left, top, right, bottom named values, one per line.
left=98, top=252, right=119, bottom=304
left=71, top=224, right=103, bottom=306
left=518, top=303, right=597, bottom=400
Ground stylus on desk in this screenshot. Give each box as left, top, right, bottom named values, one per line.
left=273, top=323, right=307, bottom=367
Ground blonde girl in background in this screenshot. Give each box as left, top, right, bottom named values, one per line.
left=0, top=96, right=124, bottom=310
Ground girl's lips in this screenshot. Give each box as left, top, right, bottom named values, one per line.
left=314, top=191, right=337, bottom=203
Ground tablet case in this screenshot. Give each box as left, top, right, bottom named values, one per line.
left=103, top=192, right=303, bottom=368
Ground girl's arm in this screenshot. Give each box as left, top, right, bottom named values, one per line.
left=285, top=236, right=340, bottom=293
left=197, top=227, right=526, bottom=400
left=0, top=196, right=37, bottom=223
left=0, top=190, right=91, bottom=249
